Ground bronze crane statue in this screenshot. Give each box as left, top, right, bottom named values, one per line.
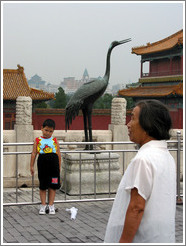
left=65, top=38, right=131, bottom=150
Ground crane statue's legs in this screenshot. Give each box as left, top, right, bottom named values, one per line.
left=87, top=108, right=93, bottom=150
left=82, top=109, right=89, bottom=150
left=82, top=106, right=93, bottom=151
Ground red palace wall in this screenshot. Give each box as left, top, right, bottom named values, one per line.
left=3, top=108, right=183, bottom=130
left=32, top=113, right=112, bottom=130
left=32, top=108, right=183, bottom=130
left=32, top=109, right=114, bottom=130
left=169, top=108, right=183, bottom=130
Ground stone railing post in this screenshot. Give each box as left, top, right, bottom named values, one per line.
left=109, top=97, right=128, bottom=141
left=14, top=96, right=33, bottom=177
left=109, top=97, right=133, bottom=173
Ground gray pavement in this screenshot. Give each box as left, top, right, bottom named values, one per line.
left=3, top=188, right=183, bottom=244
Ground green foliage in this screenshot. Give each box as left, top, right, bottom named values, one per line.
left=34, top=101, right=48, bottom=108
left=47, top=99, right=55, bottom=108
left=47, top=90, right=116, bottom=110
left=93, top=93, right=114, bottom=109
left=66, top=94, right=73, bottom=104
left=53, top=87, right=67, bottom=108
left=125, top=97, right=135, bottom=109
left=39, top=89, right=134, bottom=111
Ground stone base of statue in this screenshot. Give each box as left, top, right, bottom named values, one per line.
left=60, top=152, right=122, bottom=195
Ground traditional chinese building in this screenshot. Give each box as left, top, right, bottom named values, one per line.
left=3, top=65, right=54, bottom=130
left=27, top=74, right=46, bottom=90
left=119, top=29, right=183, bottom=128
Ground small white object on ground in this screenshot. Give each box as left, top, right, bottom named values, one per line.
left=66, top=207, right=78, bottom=220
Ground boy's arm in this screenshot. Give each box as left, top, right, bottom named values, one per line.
left=30, top=140, right=37, bottom=176
left=56, top=140, right=61, bottom=171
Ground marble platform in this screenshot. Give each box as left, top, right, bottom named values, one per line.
left=60, top=152, right=122, bottom=195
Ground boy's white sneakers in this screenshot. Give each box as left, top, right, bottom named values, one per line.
left=49, top=204, right=55, bottom=215
left=39, top=204, right=47, bottom=215
left=39, top=204, right=56, bottom=215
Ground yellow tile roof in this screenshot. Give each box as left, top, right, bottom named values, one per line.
left=118, top=83, right=183, bottom=98
left=132, top=29, right=183, bottom=55
left=3, top=65, right=54, bottom=101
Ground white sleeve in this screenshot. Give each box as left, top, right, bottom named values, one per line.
left=124, top=157, right=153, bottom=200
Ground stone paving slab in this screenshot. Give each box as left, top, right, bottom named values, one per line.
left=3, top=188, right=183, bottom=244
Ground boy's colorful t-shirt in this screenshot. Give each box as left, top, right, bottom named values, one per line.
left=36, top=136, right=57, bottom=154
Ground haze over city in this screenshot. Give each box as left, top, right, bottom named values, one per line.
left=2, top=1, right=184, bottom=88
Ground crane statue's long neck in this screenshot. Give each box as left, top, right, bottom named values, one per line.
left=103, top=46, right=114, bottom=83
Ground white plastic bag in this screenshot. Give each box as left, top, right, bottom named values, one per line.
left=66, top=207, right=78, bottom=220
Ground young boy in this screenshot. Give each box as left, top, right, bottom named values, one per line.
left=30, top=119, right=61, bottom=215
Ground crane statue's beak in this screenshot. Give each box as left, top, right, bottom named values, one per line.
left=119, top=38, right=132, bottom=44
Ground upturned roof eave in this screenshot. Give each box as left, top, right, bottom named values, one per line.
left=131, top=29, right=183, bottom=55
left=118, top=83, right=183, bottom=98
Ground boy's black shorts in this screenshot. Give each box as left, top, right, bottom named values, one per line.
left=37, top=153, right=60, bottom=190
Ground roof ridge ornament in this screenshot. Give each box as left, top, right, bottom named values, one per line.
left=17, top=64, right=24, bottom=72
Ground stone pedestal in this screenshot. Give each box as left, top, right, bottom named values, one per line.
left=60, top=152, right=122, bottom=195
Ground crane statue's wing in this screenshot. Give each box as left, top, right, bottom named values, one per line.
left=65, top=77, right=105, bottom=130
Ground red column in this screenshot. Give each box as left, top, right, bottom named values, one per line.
left=141, top=61, right=143, bottom=78
left=170, top=57, right=172, bottom=76
left=181, top=56, right=183, bottom=74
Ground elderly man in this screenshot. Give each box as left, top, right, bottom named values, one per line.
left=104, top=100, right=176, bottom=243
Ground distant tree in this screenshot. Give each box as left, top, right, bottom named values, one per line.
left=34, top=101, right=48, bottom=108
left=102, top=93, right=114, bottom=108
left=47, top=99, right=55, bottom=108
left=53, top=87, right=67, bottom=108
left=125, top=97, right=135, bottom=109
left=66, top=94, right=73, bottom=104
left=93, top=93, right=113, bottom=109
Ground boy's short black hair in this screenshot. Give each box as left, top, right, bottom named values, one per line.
left=42, top=119, right=56, bottom=129
left=136, top=100, right=172, bottom=140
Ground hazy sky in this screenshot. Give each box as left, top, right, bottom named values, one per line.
left=2, top=1, right=184, bottom=88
